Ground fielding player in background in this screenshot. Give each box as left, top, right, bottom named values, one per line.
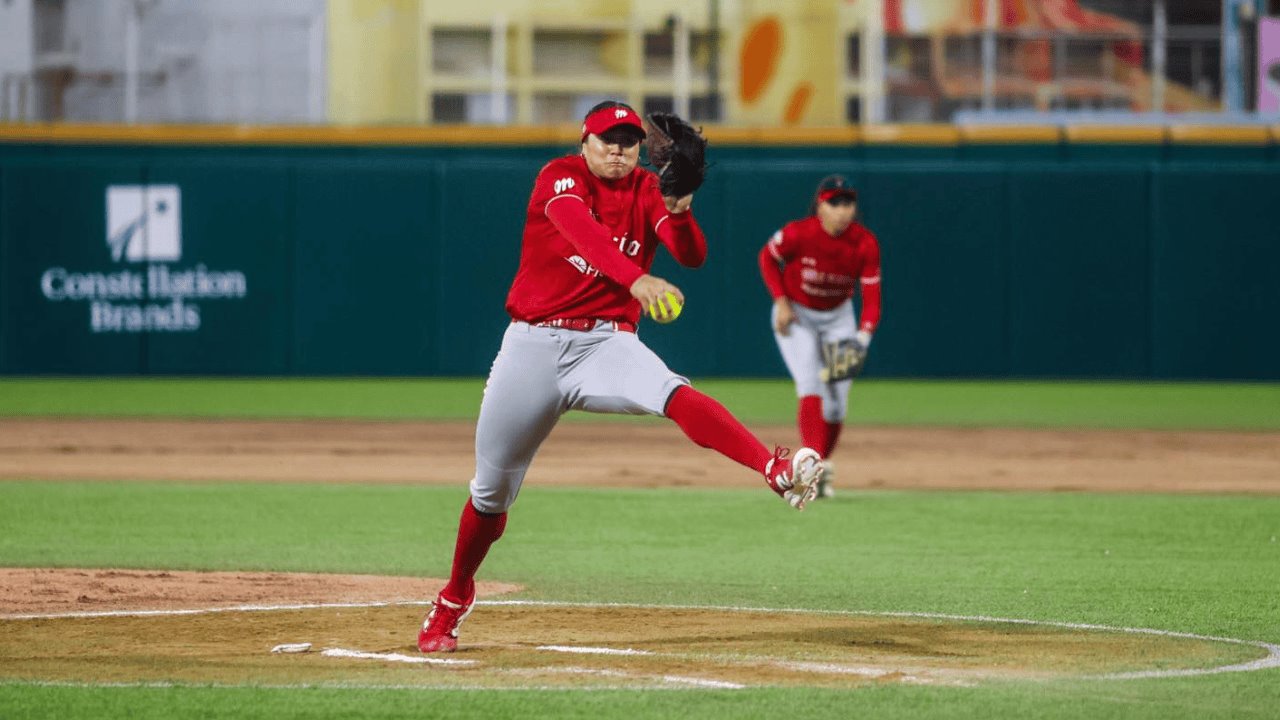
left=759, top=175, right=882, bottom=500
left=417, top=101, right=823, bottom=654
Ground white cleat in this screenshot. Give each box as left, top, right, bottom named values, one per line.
left=765, top=446, right=823, bottom=510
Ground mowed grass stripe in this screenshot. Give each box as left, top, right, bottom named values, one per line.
left=3, top=664, right=1280, bottom=719
left=0, top=481, right=1275, bottom=642
left=0, top=378, right=1278, bottom=429
left=2, top=479, right=1278, bottom=719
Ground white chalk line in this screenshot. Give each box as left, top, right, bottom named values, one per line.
left=507, top=665, right=745, bottom=690
left=532, top=646, right=947, bottom=686
left=314, top=640, right=747, bottom=686
left=537, top=645, right=653, bottom=656
left=659, top=675, right=745, bottom=689
left=314, top=645, right=730, bottom=692
left=318, top=643, right=740, bottom=689
left=489, top=600, right=1280, bottom=681
left=0, top=678, right=710, bottom=692
left=319, top=648, right=476, bottom=666
left=4, top=599, right=1276, bottom=683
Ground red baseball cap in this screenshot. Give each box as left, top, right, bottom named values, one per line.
left=816, top=174, right=858, bottom=203
left=581, top=104, right=646, bottom=142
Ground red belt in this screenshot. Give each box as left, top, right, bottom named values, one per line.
left=532, top=318, right=636, bottom=333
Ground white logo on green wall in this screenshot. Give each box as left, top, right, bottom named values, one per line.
left=38, top=184, right=250, bottom=334
left=107, top=185, right=182, bottom=262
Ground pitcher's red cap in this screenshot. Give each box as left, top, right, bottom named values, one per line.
left=581, top=105, right=646, bottom=141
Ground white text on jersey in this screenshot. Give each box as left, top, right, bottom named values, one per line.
left=615, top=234, right=640, bottom=257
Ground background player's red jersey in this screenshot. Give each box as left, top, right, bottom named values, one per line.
left=762, top=215, right=882, bottom=331
left=506, top=154, right=705, bottom=324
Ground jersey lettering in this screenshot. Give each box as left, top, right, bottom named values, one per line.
left=554, top=177, right=576, bottom=194
left=565, top=233, right=639, bottom=279
left=615, top=234, right=640, bottom=257
left=800, top=266, right=856, bottom=298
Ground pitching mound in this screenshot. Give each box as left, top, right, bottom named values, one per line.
left=1, top=570, right=1269, bottom=690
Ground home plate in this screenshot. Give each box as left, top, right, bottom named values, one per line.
left=320, top=648, right=478, bottom=666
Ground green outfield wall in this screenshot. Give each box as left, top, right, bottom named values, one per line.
left=2, top=130, right=1278, bottom=379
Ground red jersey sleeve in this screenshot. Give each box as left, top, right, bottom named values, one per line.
left=758, top=229, right=787, bottom=299
left=858, top=231, right=882, bottom=333
left=531, top=161, right=591, bottom=213
left=642, top=177, right=706, bottom=268
left=654, top=211, right=707, bottom=268
left=535, top=165, right=645, bottom=289
left=765, top=225, right=797, bottom=263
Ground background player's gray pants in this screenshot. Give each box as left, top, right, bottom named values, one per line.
left=469, top=321, right=689, bottom=514
left=772, top=299, right=858, bottom=422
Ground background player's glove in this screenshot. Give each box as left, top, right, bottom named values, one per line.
left=818, top=332, right=872, bottom=383
left=850, top=330, right=871, bottom=373
left=645, top=112, right=708, bottom=198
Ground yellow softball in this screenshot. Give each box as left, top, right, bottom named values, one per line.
left=647, top=291, right=684, bottom=324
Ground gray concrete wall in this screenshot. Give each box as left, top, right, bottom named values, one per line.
left=55, top=0, right=325, bottom=123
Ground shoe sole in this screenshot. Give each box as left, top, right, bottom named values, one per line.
left=786, top=448, right=823, bottom=510
left=417, top=636, right=457, bottom=653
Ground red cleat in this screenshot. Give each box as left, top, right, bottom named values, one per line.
left=417, top=588, right=476, bottom=653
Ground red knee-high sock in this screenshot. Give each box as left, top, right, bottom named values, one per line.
left=798, top=395, right=827, bottom=457
left=666, top=385, right=772, bottom=473
left=440, top=498, right=507, bottom=604
left=823, top=422, right=844, bottom=458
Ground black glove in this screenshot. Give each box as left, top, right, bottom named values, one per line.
left=645, top=112, right=708, bottom=198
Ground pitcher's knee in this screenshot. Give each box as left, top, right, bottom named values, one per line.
left=468, top=470, right=524, bottom=514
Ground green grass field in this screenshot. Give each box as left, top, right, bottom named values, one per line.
left=1, top=378, right=1278, bottom=719
left=2, top=377, right=1279, bottom=429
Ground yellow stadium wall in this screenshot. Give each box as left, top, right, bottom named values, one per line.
left=327, top=0, right=422, bottom=124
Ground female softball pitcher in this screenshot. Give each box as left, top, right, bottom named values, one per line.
left=417, top=101, right=823, bottom=654
left=758, top=175, right=883, bottom=499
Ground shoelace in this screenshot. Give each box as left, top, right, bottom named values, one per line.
left=766, top=446, right=792, bottom=490
left=426, top=596, right=467, bottom=630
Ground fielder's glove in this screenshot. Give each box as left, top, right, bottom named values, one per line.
left=850, top=331, right=871, bottom=374
left=645, top=112, right=708, bottom=198
left=818, top=331, right=872, bottom=383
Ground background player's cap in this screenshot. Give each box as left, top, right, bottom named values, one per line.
left=581, top=104, right=646, bottom=142
left=816, top=174, right=858, bottom=203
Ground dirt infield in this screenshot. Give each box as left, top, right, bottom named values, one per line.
left=3, top=418, right=1279, bottom=493
left=1, top=574, right=1265, bottom=689
left=0, top=568, right=520, bottom=616
left=2, top=418, right=1278, bottom=689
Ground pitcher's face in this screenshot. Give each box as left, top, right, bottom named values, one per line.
left=582, top=129, right=641, bottom=180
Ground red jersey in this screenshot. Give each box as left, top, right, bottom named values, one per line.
left=506, top=154, right=707, bottom=324
left=759, top=216, right=882, bottom=332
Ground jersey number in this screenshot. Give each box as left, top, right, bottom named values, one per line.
left=616, top=236, right=640, bottom=257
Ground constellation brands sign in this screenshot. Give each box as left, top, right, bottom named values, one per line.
left=38, top=185, right=249, bottom=333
